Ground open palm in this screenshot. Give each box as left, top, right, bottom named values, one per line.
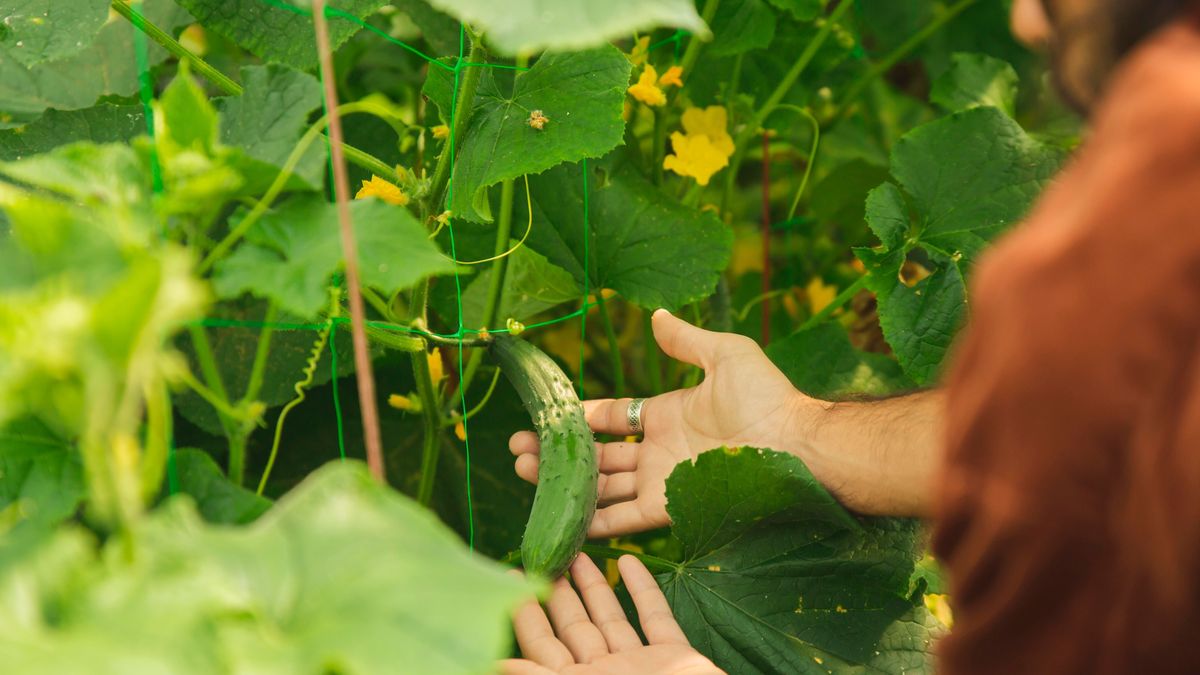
left=510, top=310, right=810, bottom=537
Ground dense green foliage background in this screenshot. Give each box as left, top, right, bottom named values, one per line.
left=0, top=0, right=1075, bottom=672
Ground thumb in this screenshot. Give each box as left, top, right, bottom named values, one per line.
left=651, top=309, right=724, bottom=369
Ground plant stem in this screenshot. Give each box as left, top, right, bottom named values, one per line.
left=226, top=302, right=277, bottom=484
left=457, top=173, right=517, bottom=396
left=413, top=349, right=443, bottom=506
left=798, top=274, right=869, bottom=331
left=677, top=0, right=721, bottom=77
left=313, top=0, right=386, bottom=482
left=579, top=545, right=679, bottom=574
left=187, top=325, right=237, bottom=438
left=141, top=379, right=172, bottom=501
left=111, top=0, right=241, bottom=95
left=721, top=0, right=855, bottom=217
left=652, top=107, right=668, bottom=186
left=832, top=0, right=979, bottom=126
left=112, top=0, right=397, bottom=182
left=593, top=291, right=625, bottom=397
left=425, top=35, right=486, bottom=217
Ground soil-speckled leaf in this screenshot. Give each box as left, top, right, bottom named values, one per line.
left=930, top=52, right=1018, bottom=116
left=523, top=158, right=732, bottom=311
left=422, top=0, right=707, bottom=56
left=861, top=107, right=1063, bottom=384
left=213, top=196, right=458, bottom=318
left=216, top=65, right=326, bottom=189
left=175, top=0, right=385, bottom=70
left=657, top=447, right=936, bottom=674
left=0, top=0, right=186, bottom=126
left=0, top=0, right=109, bottom=67
left=0, top=462, right=535, bottom=674
left=0, top=105, right=145, bottom=161
left=0, top=417, right=84, bottom=526
left=446, top=47, right=631, bottom=223
left=766, top=322, right=912, bottom=399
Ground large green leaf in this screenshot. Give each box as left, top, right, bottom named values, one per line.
left=441, top=46, right=631, bottom=223
left=0, top=0, right=185, bottom=126
left=0, top=461, right=534, bottom=673
left=709, top=0, right=777, bottom=56
left=168, top=448, right=272, bottom=524
left=175, top=0, right=386, bottom=70
left=216, top=64, right=327, bottom=189
left=930, top=52, right=1018, bottom=117
left=0, top=105, right=145, bottom=162
left=856, top=107, right=1063, bottom=384
left=766, top=322, right=912, bottom=400
left=422, top=0, right=707, bottom=56
left=457, top=243, right=580, bottom=329
left=657, top=447, right=938, bottom=674
left=213, top=196, right=459, bottom=318
left=0, top=417, right=84, bottom=526
left=522, top=158, right=733, bottom=311
left=0, top=0, right=109, bottom=67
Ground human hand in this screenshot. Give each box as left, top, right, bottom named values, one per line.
left=510, top=309, right=816, bottom=537
left=499, top=554, right=723, bottom=675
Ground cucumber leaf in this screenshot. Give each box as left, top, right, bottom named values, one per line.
left=930, top=52, right=1019, bottom=117
left=0, top=105, right=145, bottom=161
left=657, top=447, right=941, bottom=674
left=857, top=107, right=1063, bottom=384
left=422, top=0, right=707, bottom=56
left=175, top=0, right=386, bottom=70
left=766, top=322, right=912, bottom=399
left=0, top=0, right=109, bottom=67
left=437, top=46, right=631, bottom=223
left=0, top=461, right=534, bottom=673
left=522, top=158, right=733, bottom=312
left=213, top=196, right=459, bottom=318
left=0, top=417, right=84, bottom=527
left=709, top=0, right=777, bottom=57
left=168, top=448, right=272, bottom=524
left=216, top=65, right=327, bottom=189
left=456, top=244, right=580, bottom=328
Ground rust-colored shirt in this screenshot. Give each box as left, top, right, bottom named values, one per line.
left=933, top=13, right=1200, bottom=675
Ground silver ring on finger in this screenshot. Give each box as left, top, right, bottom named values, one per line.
left=627, top=398, right=647, bottom=434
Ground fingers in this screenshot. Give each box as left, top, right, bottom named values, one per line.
left=597, top=472, right=636, bottom=506
left=569, top=556, right=643, bottom=652
left=582, top=398, right=644, bottom=436
left=546, top=577, right=610, bottom=663
left=511, top=434, right=638, bottom=486
left=651, top=308, right=719, bottom=369
left=589, top=500, right=668, bottom=538
left=497, top=659, right=556, bottom=675
left=510, top=585, right=575, bottom=670
left=652, top=308, right=757, bottom=369
left=618, top=555, right=690, bottom=646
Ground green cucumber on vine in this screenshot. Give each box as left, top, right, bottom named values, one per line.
left=491, top=334, right=597, bottom=579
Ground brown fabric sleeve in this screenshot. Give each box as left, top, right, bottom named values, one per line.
left=932, top=15, right=1200, bottom=675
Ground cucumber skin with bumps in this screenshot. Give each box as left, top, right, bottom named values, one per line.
left=491, top=335, right=597, bottom=579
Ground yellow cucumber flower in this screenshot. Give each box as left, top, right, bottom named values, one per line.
left=628, top=65, right=666, bottom=107
left=680, top=106, right=734, bottom=157
left=355, top=175, right=408, bottom=206
left=427, top=348, right=444, bottom=387
left=431, top=124, right=449, bottom=139
left=388, top=393, right=422, bottom=413
left=626, top=36, right=650, bottom=66
left=658, top=65, right=684, bottom=87
left=662, top=132, right=729, bottom=186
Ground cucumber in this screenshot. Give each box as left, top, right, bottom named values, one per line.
left=491, top=334, right=597, bottom=579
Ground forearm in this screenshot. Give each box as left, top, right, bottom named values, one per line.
left=791, top=389, right=944, bottom=518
